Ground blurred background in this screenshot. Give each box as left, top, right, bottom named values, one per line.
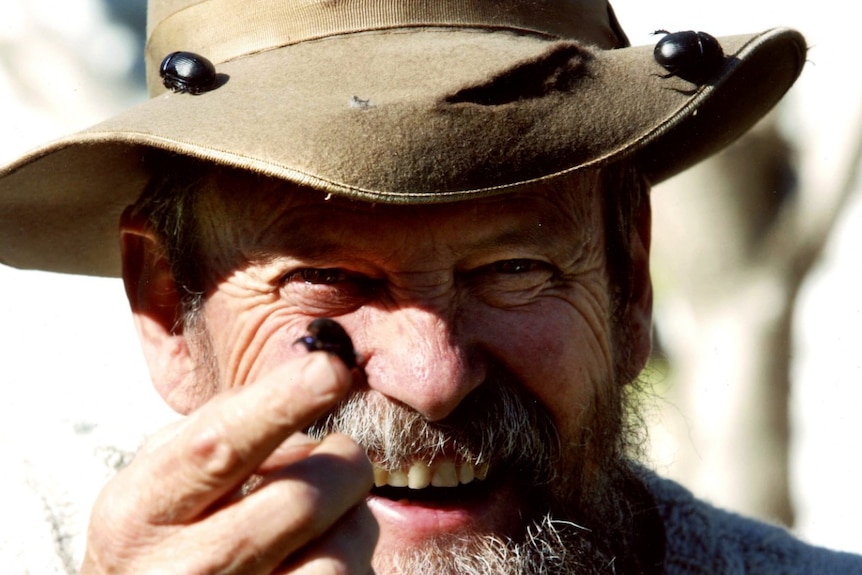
left=1, top=0, right=860, bottom=570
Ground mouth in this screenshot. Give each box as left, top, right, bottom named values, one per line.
left=366, top=456, right=522, bottom=548
left=370, top=458, right=492, bottom=506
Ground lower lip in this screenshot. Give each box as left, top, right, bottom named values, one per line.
left=366, top=480, right=522, bottom=543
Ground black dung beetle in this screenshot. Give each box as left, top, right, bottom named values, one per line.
left=653, top=30, right=724, bottom=85
left=294, top=318, right=358, bottom=369
left=159, top=51, right=217, bottom=95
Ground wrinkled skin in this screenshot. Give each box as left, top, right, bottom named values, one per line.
left=80, top=168, right=652, bottom=574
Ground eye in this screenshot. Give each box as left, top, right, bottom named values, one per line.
left=491, top=259, right=546, bottom=275
left=466, top=258, right=557, bottom=307
left=280, top=267, right=380, bottom=313
left=289, top=267, right=351, bottom=285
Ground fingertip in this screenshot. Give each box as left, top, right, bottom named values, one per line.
left=299, top=351, right=353, bottom=401
left=317, top=433, right=374, bottom=488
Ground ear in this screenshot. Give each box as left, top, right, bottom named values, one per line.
left=621, top=196, right=654, bottom=381
left=120, top=208, right=204, bottom=414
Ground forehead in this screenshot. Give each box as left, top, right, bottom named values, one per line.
left=198, top=171, right=601, bottom=231
left=193, top=169, right=605, bottom=256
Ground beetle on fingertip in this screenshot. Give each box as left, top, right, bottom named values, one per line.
left=653, top=30, right=724, bottom=85
left=294, top=318, right=359, bottom=369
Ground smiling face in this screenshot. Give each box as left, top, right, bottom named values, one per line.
left=126, top=163, right=657, bottom=573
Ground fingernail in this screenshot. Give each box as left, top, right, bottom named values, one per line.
left=301, top=353, right=348, bottom=399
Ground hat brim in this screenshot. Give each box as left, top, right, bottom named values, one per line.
left=0, top=26, right=805, bottom=276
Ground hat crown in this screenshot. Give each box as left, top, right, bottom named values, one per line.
left=146, top=0, right=627, bottom=95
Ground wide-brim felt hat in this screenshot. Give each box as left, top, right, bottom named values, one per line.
left=0, top=0, right=806, bottom=277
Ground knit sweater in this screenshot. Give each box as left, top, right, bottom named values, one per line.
left=641, top=470, right=862, bottom=574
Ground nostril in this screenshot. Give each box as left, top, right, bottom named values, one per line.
left=444, top=43, right=592, bottom=107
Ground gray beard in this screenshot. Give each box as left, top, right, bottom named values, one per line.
left=375, top=515, right=618, bottom=575
left=306, top=372, right=660, bottom=575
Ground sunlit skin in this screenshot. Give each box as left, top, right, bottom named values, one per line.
left=105, top=168, right=653, bottom=573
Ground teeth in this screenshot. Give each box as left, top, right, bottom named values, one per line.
left=431, top=460, right=458, bottom=487
left=388, top=469, right=409, bottom=487
left=373, top=466, right=389, bottom=488
left=458, top=461, right=475, bottom=484
left=475, top=461, right=489, bottom=481
left=372, top=459, right=488, bottom=489
left=408, top=462, right=432, bottom=489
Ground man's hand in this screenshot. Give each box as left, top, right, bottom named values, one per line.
left=79, top=353, right=378, bottom=574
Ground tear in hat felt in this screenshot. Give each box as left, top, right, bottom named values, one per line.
left=0, top=0, right=806, bottom=276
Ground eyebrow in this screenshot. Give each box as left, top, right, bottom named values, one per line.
left=466, top=225, right=559, bottom=252
left=243, top=192, right=591, bottom=262
left=271, top=221, right=586, bottom=268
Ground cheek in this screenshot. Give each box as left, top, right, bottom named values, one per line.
left=202, top=292, right=316, bottom=389
left=477, top=296, right=615, bottom=432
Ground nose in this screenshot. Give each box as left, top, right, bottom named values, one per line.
left=360, top=306, right=485, bottom=421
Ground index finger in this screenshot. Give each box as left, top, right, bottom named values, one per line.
left=128, top=352, right=352, bottom=523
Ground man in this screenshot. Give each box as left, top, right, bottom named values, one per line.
left=1, top=0, right=859, bottom=573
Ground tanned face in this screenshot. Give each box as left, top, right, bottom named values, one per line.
left=138, top=168, right=658, bottom=574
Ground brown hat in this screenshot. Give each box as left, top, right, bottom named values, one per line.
left=0, top=0, right=805, bottom=277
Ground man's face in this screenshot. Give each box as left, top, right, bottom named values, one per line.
left=158, top=170, right=651, bottom=573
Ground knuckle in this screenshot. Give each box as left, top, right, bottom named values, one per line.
left=280, top=480, right=328, bottom=533
left=187, top=423, right=246, bottom=483
left=85, top=475, right=158, bottom=570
